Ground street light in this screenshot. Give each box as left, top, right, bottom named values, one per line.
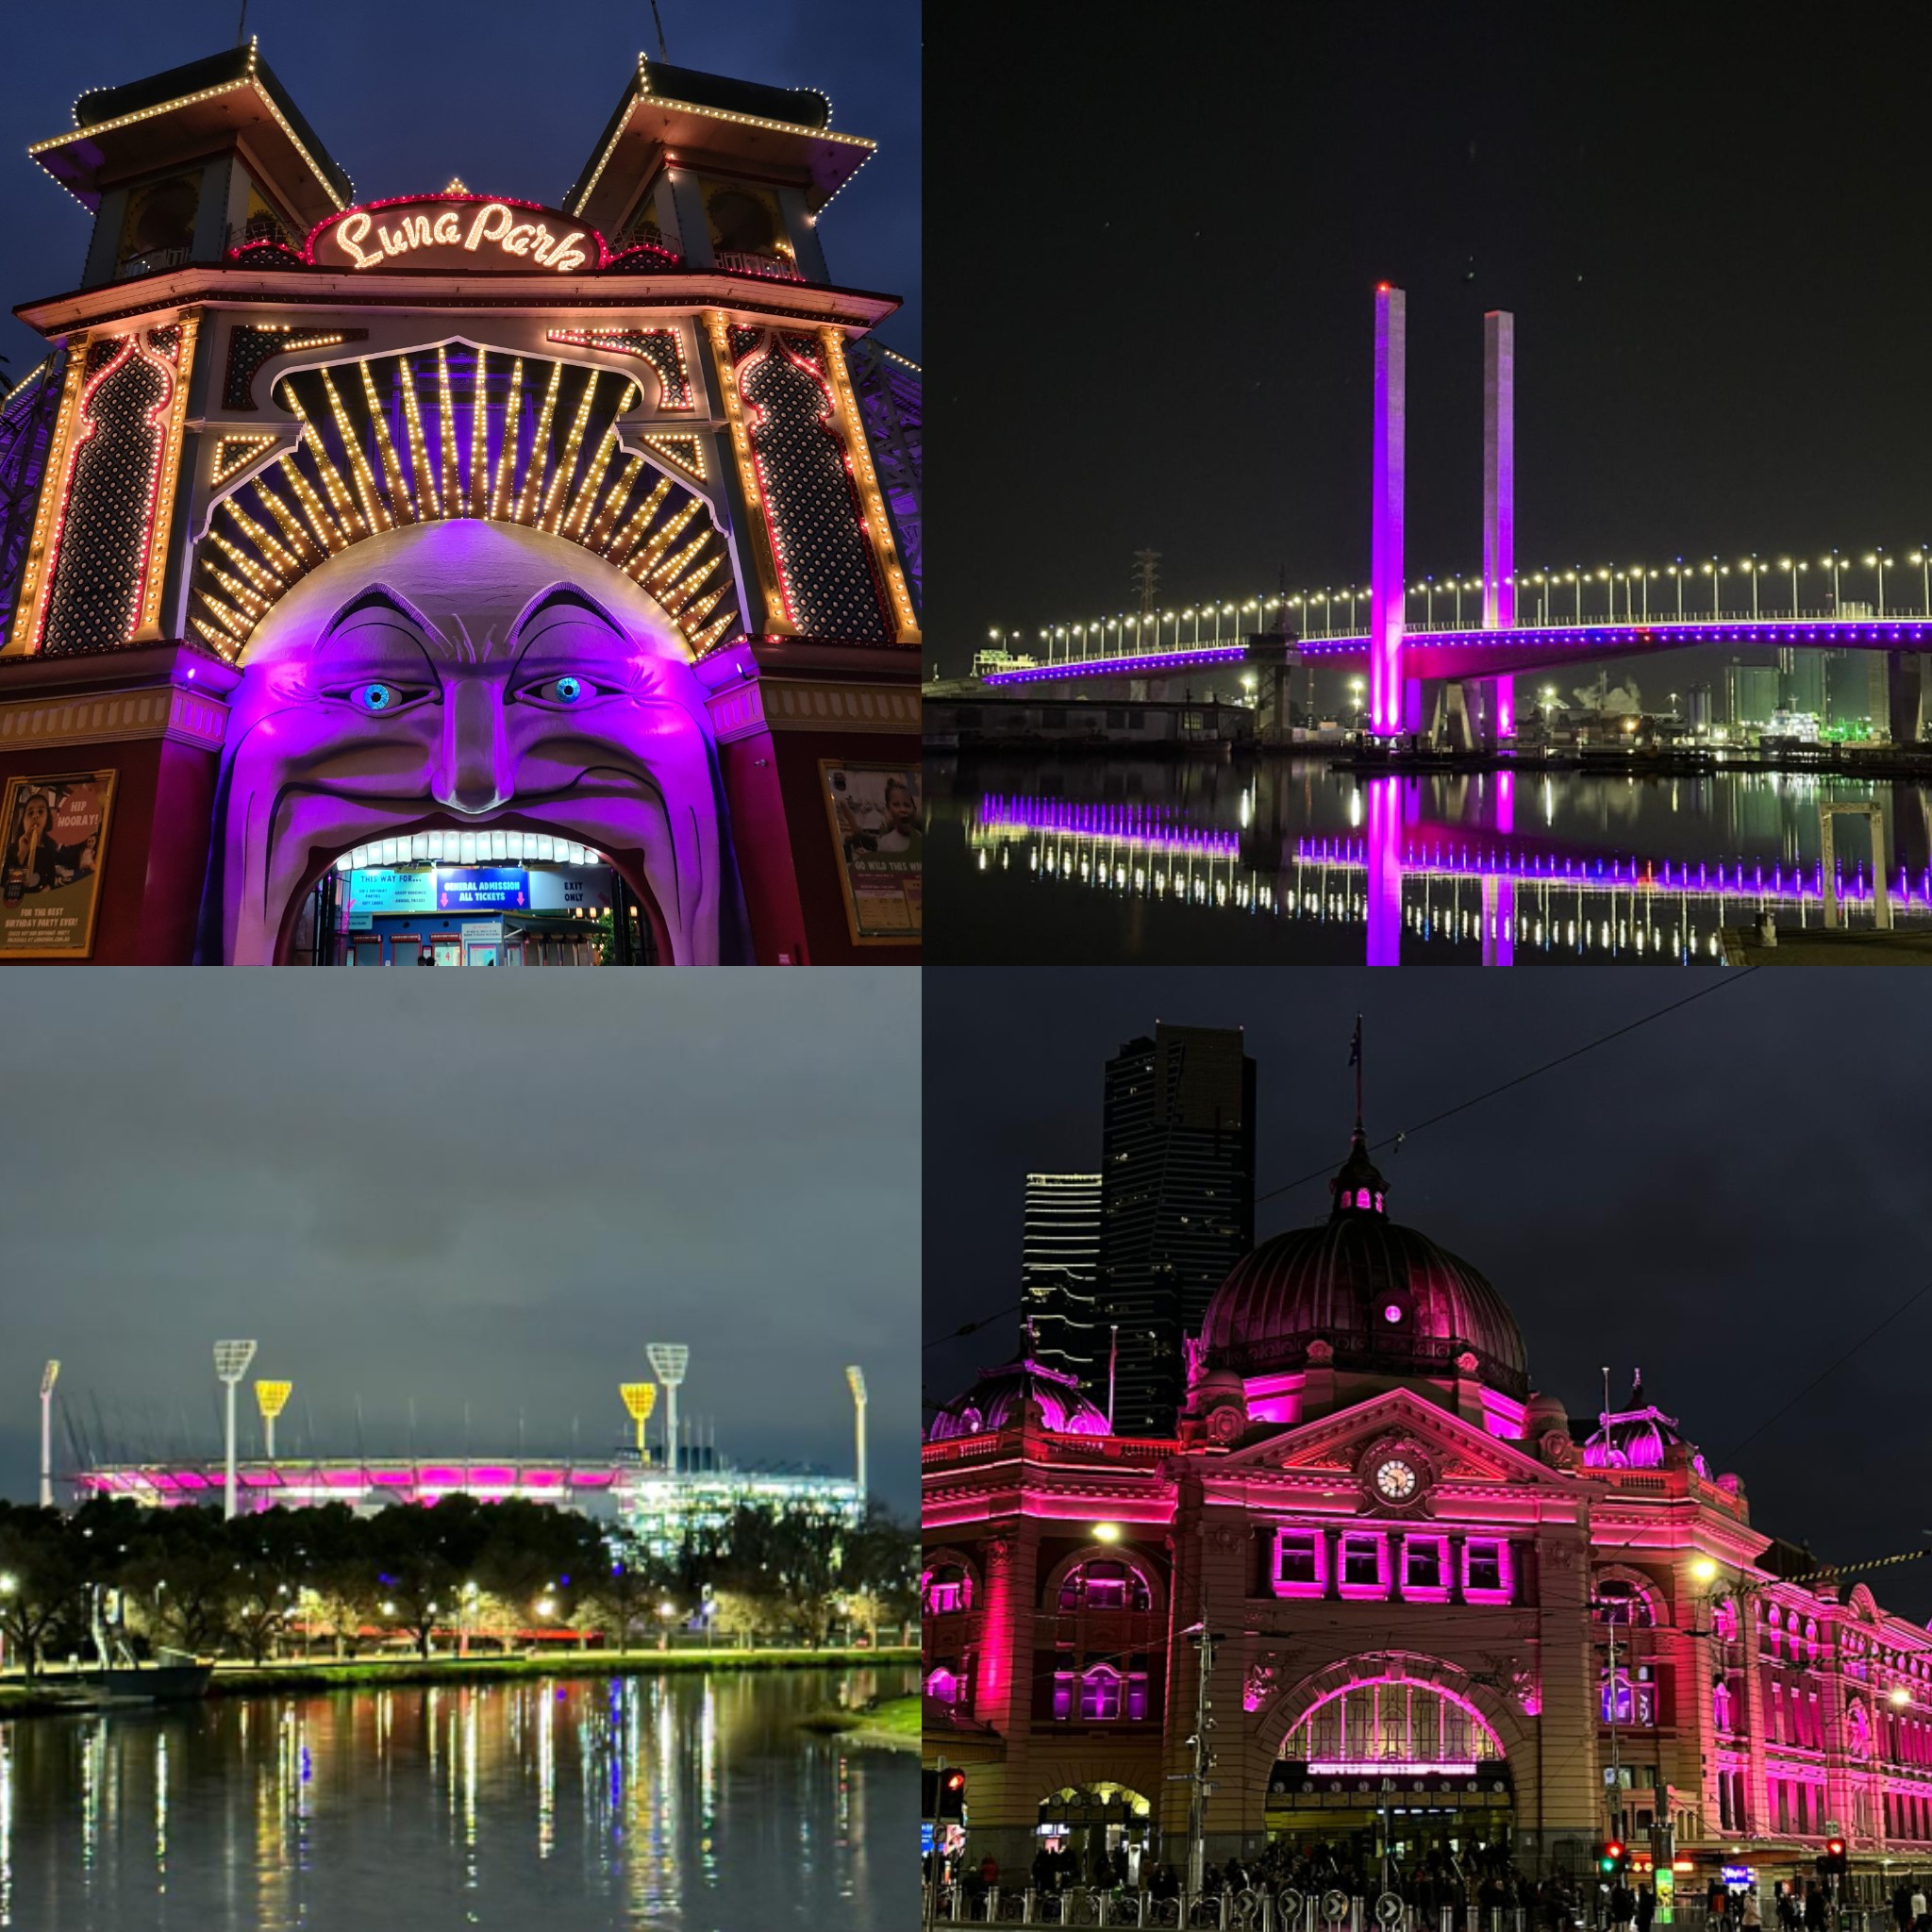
left=1779, top=558, right=1807, bottom=618
left=1739, top=557, right=1769, bottom=622
left=1091, top=1522, right=1124, bottom=1542
left=1701, top=559, right=1728, bottom=618
left=1821, top=550, right=1846, bottom=614
left=254, top=1379, right=291, bottom=1459
left=213, top=1341, right=258, bottom=1522
left=1864, top=548, right=1892, bottom=618
left=645, top=1343, right=690, bottom=1476
left=1911, top=550, right=1932, bottom=616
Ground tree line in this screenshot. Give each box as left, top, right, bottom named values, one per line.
left=0, top=1493, right=918, bottom=1676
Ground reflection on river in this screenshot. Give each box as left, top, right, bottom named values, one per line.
left=928, top=755, right=1932, bottom=964
left=0, top=1667, right=912, bottom=1930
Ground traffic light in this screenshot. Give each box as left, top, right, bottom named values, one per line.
left=923, top=1767, right=968, bottom=1821
left=1824, top=1837, right=1848, bottom=1878
left=1598, top=1840, right=1627, bottom=1875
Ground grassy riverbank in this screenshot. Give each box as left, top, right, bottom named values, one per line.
left=796, top=1691, right=920, bottom=1751
left=0, top=1647, right=917, bottom=1718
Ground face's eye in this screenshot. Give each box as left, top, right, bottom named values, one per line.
left=518, top=673, right=611, bottom=708
left=323, top=680, right=434, bottom=717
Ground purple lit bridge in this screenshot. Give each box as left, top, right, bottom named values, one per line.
left=983, top=291, right=1932, bottom=744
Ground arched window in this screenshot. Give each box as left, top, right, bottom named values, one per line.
left=1591, top=1579, right=1657, bottom=1627
left=1058, top=1558, right=1153, bottom=1613
left=1051, top=1657, right=1151, bottom=1723
left=1601, top=1664, right=1657, bottom=1726
left=1280, top=1679, right=1504, bottom=1772
left=924, top=1563, right=974, bottom=1616
left=1805, top=1619, right=1820, bottom=1661
left=1711, top=1598, right=1739, bottom=1643
left=926, top=1663, right=962, bottom=1705
left=1712, top=1678, right=1734, bottom=1733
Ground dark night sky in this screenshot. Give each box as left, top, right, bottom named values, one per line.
left=0, top=973, right=920, bottom=1519
left=924, top=969, right=1932, bottom=1621
left=0, top=0, right=918, bottom=380
left=925, top=1, right=1932, bottom=676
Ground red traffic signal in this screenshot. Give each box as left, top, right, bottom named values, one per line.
left=944, top=1770, right=967, bottom=1793
left=1825, top=1838, right=1845, bottom=1857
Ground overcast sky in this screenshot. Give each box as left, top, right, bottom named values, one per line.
left=2, top=972, right=919, bottom=1517
left=0, top=0, right=918, bottom=379
left=925, top=969, right=1932, bottom=1619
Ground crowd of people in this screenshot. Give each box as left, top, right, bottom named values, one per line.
left=935, top=1834, right=1932, bottom=1926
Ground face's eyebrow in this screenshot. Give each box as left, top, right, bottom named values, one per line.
left=509, top=586, right=627, bottom=662
left=315, top=587, right=441, bottom=665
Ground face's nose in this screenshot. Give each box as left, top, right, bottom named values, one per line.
left=432, top=675, right=510, bottom=816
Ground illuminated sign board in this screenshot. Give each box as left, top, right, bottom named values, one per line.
left=348, top=868, right=438, bottom=915
left=438, top=868, right=529, bottom=911
left=308, top=196, right=608, bottom=275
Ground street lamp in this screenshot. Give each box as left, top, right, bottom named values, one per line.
left=1779, top=558, right=1807, bottom=618
left=1911, top=550, right=1932, bottom=616
left=213, top=1341, right=258, bottom=1522
left=1701, top=559, right=1728, bottom=618
left=1739, top=557, right=1769, bottom=622
left=619, top=1382, right=658, bottom=1458
left=1864, top=548, right=1892, bottom=618
left=1091, top=1522, right=1124, bottom=1542
left=254, top=1379, right=291, bottom=1459
left=1821, top=550, right=1845, bottom=614
left=845, top=1365, right=868, bottom=1503
left=645, top=1343, right=690, bottom=1477
left=1667, top=561, right=1688, bottom=621
left=1563, top=570, right=1580, bottom=623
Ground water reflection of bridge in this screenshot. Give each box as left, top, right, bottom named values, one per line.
left=968, top=782, right=1932, bottom=966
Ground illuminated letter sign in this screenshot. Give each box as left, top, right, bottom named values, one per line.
left=309, top=197, right=608, bottom=275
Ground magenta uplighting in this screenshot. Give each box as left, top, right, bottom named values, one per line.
left=1370, top=284, right=1407, bottom=735
left=1482, top=309, right=1516, bottom=738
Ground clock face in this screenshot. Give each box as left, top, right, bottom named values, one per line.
left=1374, top=1458, right=1419, bottom=1501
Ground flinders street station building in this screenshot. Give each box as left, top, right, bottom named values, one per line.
left=922, top=1131, right=1932, bottom=1887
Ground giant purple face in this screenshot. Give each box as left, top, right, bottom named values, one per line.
left=206, top=521, right=742, bottom=962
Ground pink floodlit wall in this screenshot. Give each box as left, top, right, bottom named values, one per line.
left=1479, top=1386, right=1527, bottom=1440
left=1370, top=285, right=1407, bottom=735
left=1245, top=1371, right=1306, bottom=1425
left=1482, top=310, right=1516, bottom=739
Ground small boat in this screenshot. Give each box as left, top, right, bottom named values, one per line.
left=69, top=1663, right=213, bottom=1704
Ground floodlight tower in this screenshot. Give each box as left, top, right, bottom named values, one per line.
left=39, top=1361, right=58, bottom=1509
left=213, top=1341, right=258, bottom=1520
left=255, top=1379, right=292, bottom=1458
left=844, top=1365, right=868, bottom=1505
left=619, top=1381, right=658, bottom=1457
left=645, top=1343, right=689, bottom=1475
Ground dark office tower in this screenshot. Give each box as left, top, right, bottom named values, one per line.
left=1098, top=1025, right=1257, bottom=1437
left=1021, top=1173, right=1103, bottom=1395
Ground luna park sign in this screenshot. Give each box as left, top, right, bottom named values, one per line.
left=308, top=195, right=608, bottom=275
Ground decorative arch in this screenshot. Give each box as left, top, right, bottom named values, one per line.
left=1591, top=1563, right=1666, bottom=1626
left=187, top=341, right=738, bottom=664
left=1039, top=1542, right=1168, bottom=1617
left=1850, top=1583, right=1881, bottom=1624
left=1250, top=1651, right=1528, bottom=1790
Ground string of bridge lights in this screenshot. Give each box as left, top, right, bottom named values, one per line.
left=1000, top=548, right=1932, bottom=658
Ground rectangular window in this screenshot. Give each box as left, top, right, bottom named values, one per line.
left=1401, top=1536, right=1448, bottom=1599
left=1052, top=1672, right=1074, bottom=1722
left=1339, top=1533, right=1386, bottom=1596
left=1125, top=1671, right=1149, bottom=1722
left=1274, top=1529, right=1326, bottom=1598
left=1462, top=1540, right=1511, bottom=1602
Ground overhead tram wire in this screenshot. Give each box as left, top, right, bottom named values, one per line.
left=924, top=971, right=1762, bottom=1354
left=1714, top=1266, right=1932, bottom=1465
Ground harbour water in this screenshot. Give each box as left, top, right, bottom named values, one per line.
left=928, top=756, right=1932, bottom=964
left=0, top=1667, right=913, bottom=1930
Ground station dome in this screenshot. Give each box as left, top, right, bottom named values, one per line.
left=1582, top=1371, right=1709, bottom=1473
left=926, top=1351, right=1110, bottom=1442
left=1196, top=1128, right=1529, bottom=1396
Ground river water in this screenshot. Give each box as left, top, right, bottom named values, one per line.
left=0, top=1667, right=913, bottom=1931
left=928, top=755, right=1932, bottom=964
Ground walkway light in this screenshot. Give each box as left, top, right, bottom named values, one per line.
left=1092, top=1522, right=1124, bottom=1542
left=1690, top=1557, right=1717, bottom=1583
